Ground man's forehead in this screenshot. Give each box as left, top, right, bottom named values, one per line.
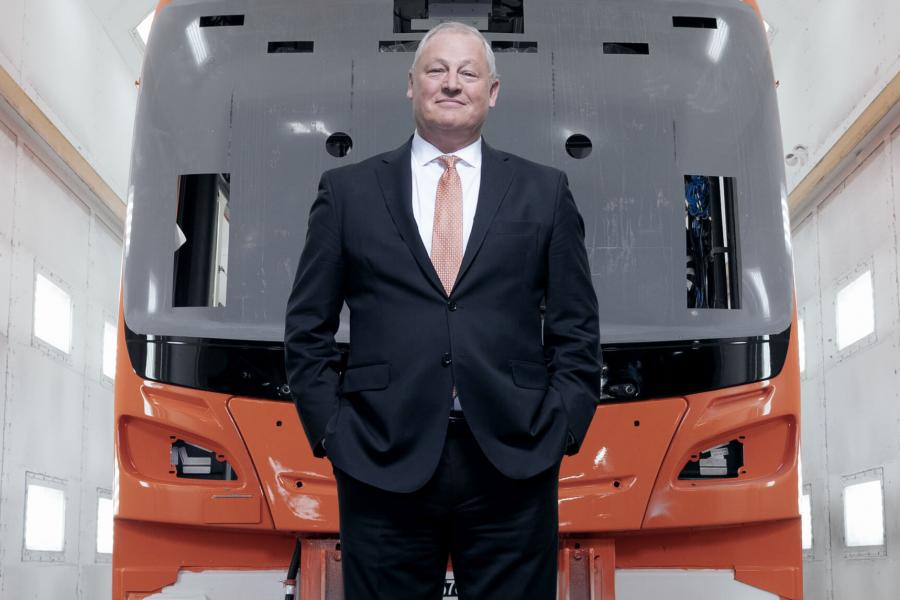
left=423, top=56, right=480, bottom=65
left=420, top=31, right=486, bottom=59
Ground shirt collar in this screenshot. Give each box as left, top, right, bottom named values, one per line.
left=412, top=130, right=482, bottom=169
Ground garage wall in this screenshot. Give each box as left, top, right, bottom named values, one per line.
left=792, top=120, right=900, bottom=600
left=0, top=0, right=139, bottom=200
left=0, top=117, right=120, bottom=599
left=758, top=0, right=900, bottom=192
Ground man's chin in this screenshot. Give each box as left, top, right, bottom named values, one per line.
left=427, top=118, right=471, bottom=132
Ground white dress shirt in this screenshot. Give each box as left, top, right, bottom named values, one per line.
left=410, top=130, right=482, bottom=256
left=410, top=130, right=482, bottom=412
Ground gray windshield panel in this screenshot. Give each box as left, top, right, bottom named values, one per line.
left=123, top=0, right=792, bottom=344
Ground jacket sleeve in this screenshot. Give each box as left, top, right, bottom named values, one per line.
left=284, top=171, right=345, bottom=458
left=543, top=170, right=602, bottom=455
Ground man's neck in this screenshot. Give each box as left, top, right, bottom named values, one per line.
left=416, top=128, right=481, bottom=154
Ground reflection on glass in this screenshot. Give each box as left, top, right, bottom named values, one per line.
left=707, top=20, right=729, bottom=62
left=185, top=20, right=210, bottom=66
left=286, top=120, right=331, bottom=135
left=747, top=268, right=770, bottom=319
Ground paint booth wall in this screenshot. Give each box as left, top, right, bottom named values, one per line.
left=758, top=0, right=900, bottom=191
left=0, top=119, right=119, bottom=599
left=0, top=0, right=139, bottom=199
left=792, top=122, right=900, bottom=600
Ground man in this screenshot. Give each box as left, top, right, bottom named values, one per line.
left=284, top=21, right=601, bottom=599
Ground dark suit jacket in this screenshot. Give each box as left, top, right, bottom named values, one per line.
left=284, top=137, right=601, bottom=493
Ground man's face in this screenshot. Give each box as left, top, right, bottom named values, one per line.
left=407, top=31, right=500, bottom=141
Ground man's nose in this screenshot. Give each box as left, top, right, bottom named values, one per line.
left=442, top=71, right=461, bottom=92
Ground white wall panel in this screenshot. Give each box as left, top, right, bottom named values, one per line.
left=85, top=0, right=156, bottom=76
left=14, top=149, right=91, bottom=302
left=78, top=564, right=113, bottom=600
left=0, top=0, right=138, bottom=200
left=0, top=337, right=8, bottom=470
left=0, top=109, right=121, bottom=598
left=85, top=219, right=121, bottom=390
left=816, top=146, right=893, bottom=290
left=88, top=217, right=122, bottom=309
left=616, top=570, right=777, bottom=600
left=794, top=215, right=833, bottom=596
left=760, top=0, right=900, bottom=191
left=791, top=122, right=900, bottom=600
left=76, top=484, right=113, bottom=600
left=82, top=380, right=113, bottom=485
left=892, top=125, right=900, bottom=292
left=5, top=344, right=86, bottom=477
left=0, top=564, right=80, bottom=599
left=0, top=0, right=25, bottom=77
left=0, top=227, right=10, bottom=345
left=823, top=335, right=900, bottom=474
left=792, top=214, right=820, bottom=308
left=0, top=122, right=16, bottom=243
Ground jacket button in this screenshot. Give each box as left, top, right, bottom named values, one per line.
left=447, top=301, right=457, bottom=311
left=441, top=353, right=452, bottom=366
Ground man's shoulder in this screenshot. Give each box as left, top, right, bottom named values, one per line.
left=489, top=146, right=564, bottom=182
left=321, top=142, right=408, bottom=182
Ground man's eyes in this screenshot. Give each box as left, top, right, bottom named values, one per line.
left=426, top=68, right=479, bottom=78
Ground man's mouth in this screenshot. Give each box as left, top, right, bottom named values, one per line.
left=437, top=99, right=465, bottom=106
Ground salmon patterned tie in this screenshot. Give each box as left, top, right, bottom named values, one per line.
left=431, top=155, right=463, bottom=295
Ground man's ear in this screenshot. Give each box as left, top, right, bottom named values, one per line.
left=488, top=78, right=500, bottom=108
left=406, top=72, right=414, bottom=100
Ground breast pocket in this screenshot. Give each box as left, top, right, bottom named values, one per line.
left=482, top=220, right=540, bottom=279
left=340, top=362, right=391, bottom=394
left=488, top=220, right=540, bottom=236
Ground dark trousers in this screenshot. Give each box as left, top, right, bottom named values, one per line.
left=332, top=418, right=561, bottom=599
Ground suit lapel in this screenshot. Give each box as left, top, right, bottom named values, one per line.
left=375, top=137, right=514, bottom=298
left=375, top=138, right=446, bottom=296
left=453, top=139, right=514, bottom=292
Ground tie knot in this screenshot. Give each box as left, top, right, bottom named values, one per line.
left=437, top=155, right=460, bottom=170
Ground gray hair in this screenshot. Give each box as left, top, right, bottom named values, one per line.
left=409, top=21, right=499, bottom=81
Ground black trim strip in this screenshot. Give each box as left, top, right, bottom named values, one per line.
left=199, top=15, right=245, bottom=27
left=600, top=327, right=790, bottom=402
left=124, top=323, right=298, bottom=400
left=603, top=42, right=650, bottom=55
left=377, top=40, right=538, bottom=53
left=124, top=323, right=790, bottom=403
left=491, top=41, right=538, bottom=53
left=378, top=40, right=419, bottom=53
left=268, top=41, right=314, bottom=54
left=673, top=16, right=718, bottom=29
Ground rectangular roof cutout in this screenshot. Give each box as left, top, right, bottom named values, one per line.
left=603, top=42, right=650, bottom=55
left=492, top=41, right=538, bottom=53
left=673, top=16, right=718, bottom=29
left=199, top=15, right=245, bottom=27
left=268, top=41, right=314, bottom=53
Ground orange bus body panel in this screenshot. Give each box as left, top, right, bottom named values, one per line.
left=229, top=397, right=340, bottom=531
left=558, top=398, right=687, bottom=531
left=114, top=287, right=802, bottom=598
